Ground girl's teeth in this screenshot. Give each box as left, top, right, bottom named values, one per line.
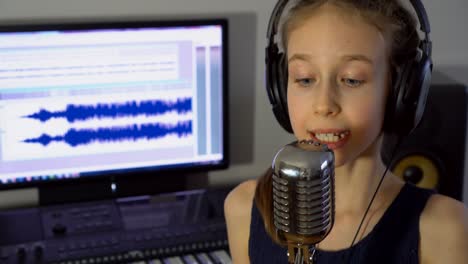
left=314, top=131, right=349, bottom=142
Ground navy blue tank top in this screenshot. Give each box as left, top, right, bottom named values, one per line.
left=249, top=183, right=434, bottom=264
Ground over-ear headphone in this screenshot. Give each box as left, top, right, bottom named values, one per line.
left=265, top=0, right=433, bottom=138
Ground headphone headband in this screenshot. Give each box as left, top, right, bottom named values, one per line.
left=410, top=0, right=432, bottom=56
left=410, top=0, right=431, bottom=34
left=267, top=0, right=432, bottom=55
left=266, top=0, right=289, bottom=41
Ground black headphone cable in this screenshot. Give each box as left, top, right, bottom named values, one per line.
left=344, top=135, right=404, bottom=263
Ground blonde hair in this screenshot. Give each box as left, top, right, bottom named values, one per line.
left=281, top=0, right=420, bottom=73
left=257, top=0, right=421, bottom=246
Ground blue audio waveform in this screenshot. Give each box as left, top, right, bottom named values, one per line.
left=23, top=121, right=192, bottom=147
left=24, top=98, right=192, bottom=123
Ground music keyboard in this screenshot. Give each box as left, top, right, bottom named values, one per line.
left=0, top=188, right=232, bottom=264
left=128, top=249, right=231, bottom=264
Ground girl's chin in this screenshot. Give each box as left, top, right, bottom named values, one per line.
left=332, top=144, right=382, bottom=169
left=329, top=153, right=350, bottom=168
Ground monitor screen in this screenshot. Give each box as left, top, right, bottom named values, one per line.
left=0, top=19, right=228, bottom=189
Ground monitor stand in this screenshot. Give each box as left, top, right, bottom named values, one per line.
left=38, top=171, right=208, bottom=206
left=0, top=172, right=209, bottom=209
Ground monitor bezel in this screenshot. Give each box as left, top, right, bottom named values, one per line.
left=0, top=18, right=229, bottom=193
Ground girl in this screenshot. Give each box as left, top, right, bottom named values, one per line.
left=224, top=0, right=468, bottom=263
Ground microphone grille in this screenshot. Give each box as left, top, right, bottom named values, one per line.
left=272, top=140, right=335, bottom=244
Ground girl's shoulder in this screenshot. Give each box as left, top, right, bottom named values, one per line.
left=420, top=194, right=468, bottom=263
left=224, top=179, right=258, bottom=264
left=224, top=179, right=258, bottom=217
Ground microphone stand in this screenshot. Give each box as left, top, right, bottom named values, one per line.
left=287, top=243, right=316, bottom=264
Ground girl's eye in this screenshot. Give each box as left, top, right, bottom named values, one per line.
left=294, top=78, right=315, bottom=87
left=342, top=78, right=364, bottom=87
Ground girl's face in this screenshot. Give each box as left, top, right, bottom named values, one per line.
left=286, top=4, right=390, bottom=166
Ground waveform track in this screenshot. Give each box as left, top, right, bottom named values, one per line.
left=25, top=98, right=192, bottom=123
left=23, top=121, right=192, bottom=147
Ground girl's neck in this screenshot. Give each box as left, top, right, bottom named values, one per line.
left=333, top=146, right=404, bottom=215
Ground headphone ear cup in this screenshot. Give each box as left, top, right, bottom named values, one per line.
left=382, top=70, right=398, bottom=134
left=266, top=45, right=293, bottom=133
left=386, top=49, right=433, bottom=138
left=405, top=53, right=432, bottom=129
left=383, top=62, right=411, bottom=135
left=276, top=53, right=293, bottom=133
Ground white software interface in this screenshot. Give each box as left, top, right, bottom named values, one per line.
left=0, top=24, right=224, bottom=184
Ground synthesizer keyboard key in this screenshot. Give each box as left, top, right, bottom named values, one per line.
left=183, top=254, right=200, bottom=264
left=163, top=256, right=185, bottom=264
left=195, top=253, right=214, bottom=264
left=209, top=250, right=232, bottom=264
left=208, top=252, right=222, bottom=264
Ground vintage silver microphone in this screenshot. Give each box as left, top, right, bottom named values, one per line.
left=272, top=140, right=335, bottom=264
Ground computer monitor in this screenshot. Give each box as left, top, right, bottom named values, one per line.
left=0, top=19, right=229, bottom=196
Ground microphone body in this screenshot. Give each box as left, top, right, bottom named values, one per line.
left=272, top=140, right=335, bottom=264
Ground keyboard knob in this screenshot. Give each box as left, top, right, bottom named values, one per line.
left=52, top=223, right=67, bottom=235
left=16, top=246, right=26, bottom=262
left=34, top=245, right=44, bottom=260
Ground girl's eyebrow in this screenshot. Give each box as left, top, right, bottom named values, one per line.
left=288, top=53, right=312, bottom=64
left=341, top=54, right=374, bottom=65
left=288, top=53, right=374, bottom=65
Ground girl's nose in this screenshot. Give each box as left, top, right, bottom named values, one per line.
left=312, top=85, right=340, bottom=117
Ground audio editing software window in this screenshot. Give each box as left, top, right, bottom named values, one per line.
left=0, top=24, right=224, bottom=184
